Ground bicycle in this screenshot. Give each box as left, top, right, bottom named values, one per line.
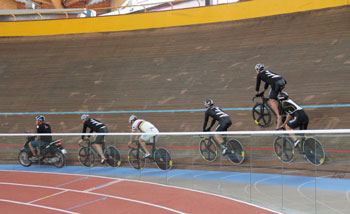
left=199, top=135, right=245, bottom=165
left=78, top=138, right=121, bottom=167
left=273, top=134, right=325, bottom=166
left=252, top=94, right=277, bottom=127
left=128, top=138, right=172, bottom=170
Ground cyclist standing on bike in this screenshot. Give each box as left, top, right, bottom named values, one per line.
left=277, top=92, right=309, bottom=147
left=255, top=63, right=287, bottom=129
left=79, top=114, right=107, bottom=164
left=128, top=115, right=159, bottom=158
left=29, top=115, right=52, bottom=161
left=203, top=99, right=232, bottom=155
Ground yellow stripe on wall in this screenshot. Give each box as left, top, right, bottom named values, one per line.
left=0, top=0, right=348, bottom=37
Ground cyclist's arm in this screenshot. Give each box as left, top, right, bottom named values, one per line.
left=281, top=114, right=292, bottom=128
left=81, top=123, right=88, bottom=139
left=208, top=118, right=216, bottom=131
left=203, top=112, right=209, bottom=131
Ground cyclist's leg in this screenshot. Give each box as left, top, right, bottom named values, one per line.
left=215, top=121, right=232, bottom=154
left=94, top=131, right=107, bottom=160
left=269, top=80, right=285, bottom=129
left=139, top=134, right=152, bottom=157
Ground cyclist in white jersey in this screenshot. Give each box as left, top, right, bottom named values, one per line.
left=128, top=115, right=159, bottom=158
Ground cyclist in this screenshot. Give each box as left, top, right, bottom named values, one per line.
left=79, top=114, right=107, bottom=164
left=277, top=92, right=309, bottom=147
left=203, top=99, right=232, bottom=155
left=128, top=115, right=159, bottom=158
left=255, top=63, right=287, bottom=129
left=29, top=115, right=52, bottom=161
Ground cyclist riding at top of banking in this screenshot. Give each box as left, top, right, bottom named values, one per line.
left=255, top=63, right=287, bottom=129
left=79, top=114, right=107, bottom=164
left=203, top=99, right=232, bottom=155
left=29, top=115, right=52, bottom=161
left=128, top=115, right=159, bottom=158
left=277, top=92, right=309, bottom=147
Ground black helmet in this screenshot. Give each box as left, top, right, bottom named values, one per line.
left=277, top=92, right=289, bottom=101
left=204, top=99, right=214, bottom=107
left=35, top=115, right=45, bottom=122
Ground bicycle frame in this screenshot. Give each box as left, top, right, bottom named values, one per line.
left=253, top=95, right=277, bottom=118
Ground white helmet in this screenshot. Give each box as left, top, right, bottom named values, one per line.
left=255, top=63, right=264, bottom=71
left=129, top=115, right=137, bottom=123
left=204, top=99, right=214, bottom=107
left=81, top=114, right=89, bottom=120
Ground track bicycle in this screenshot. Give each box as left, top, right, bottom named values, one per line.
left=273, top=134, right=325, bottom=166
left=128, top=138, right=172, bottom=170
left=252, top=94, right=277, bottom=127
left=199, top=135, right=245, bottom=165
left=78, top=138, right=121, bottom=167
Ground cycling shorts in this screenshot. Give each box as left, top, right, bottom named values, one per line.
left=215, top=119, right=232, bottom=132
left=287, top=110, right=309, bottom=130
left=269, top=79, right=286, bottom=100
left=94, top=126, right=108, bottom=144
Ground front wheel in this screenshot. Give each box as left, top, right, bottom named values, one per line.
left=128, top=148, right=146, bottom=170
left=252, top=103, right=272, bottom=127
left=303, top=138, right=325, bottom=166
left=154, top=148, right=172, bottom=170
left=18, top=151, right=32, bottom=167
left=78, top=147, right=95, bottom=167
left=199, top=138, right=218, bottom=162
left=53, top=151, right=66, bottom=168
left=273, top=136, right=294, bottom=163
left=225, top=139, right=245, bottom=165
left=104, top=146, right=121, bottom=167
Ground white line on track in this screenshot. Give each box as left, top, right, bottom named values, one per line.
left=0, top=199, right=79, bottom=214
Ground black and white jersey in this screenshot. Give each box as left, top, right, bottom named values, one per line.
left=82, top=118, right=106, bottom=139
left=256, top=69, right=284, bottom=91
left=280, top=99, right=303, bottom=116
left=37, top=123, right=52, bottom=143
left=203, top=106, right=231, bottom=131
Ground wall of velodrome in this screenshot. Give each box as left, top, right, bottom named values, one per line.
left=0, top=0, right=349, bottom=37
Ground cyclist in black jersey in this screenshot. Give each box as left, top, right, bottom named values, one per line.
left=255, top=63, right=287, bottom=129
left=203, top=99, right=232, bottom=155
left=79, top=114, right=107, bottom=164
left=29, top=115, right=52, bottom=160
left=277, top=92, right=309, bottom=147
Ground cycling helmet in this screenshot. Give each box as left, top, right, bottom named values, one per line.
left=81, top=114, right=89, bottom=120
left=35, top=115, right=45, bottom=122
left=204, top=99, right=214, bottom=107
left=277, top=92, right=289, bottom=101
left=129, top=115, right=137, bottom=123
left=255, top=63, right=264, bottom=71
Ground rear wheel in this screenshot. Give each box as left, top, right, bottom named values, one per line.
left=18, top=151, right=32, bottom=167
left=53, top=151, right=65, bottom=168
left=225, top=139, right=245, bottom=165
left=199, top=138, right=218, bottom=162
left=78, top=147, right=95, bottom=167
left=154, top=148, right=172, bottom=170
left=273, top=136, right=294, bottom=163
left=128, top=148, right=146, bottom=170
left=252, top=103, right=272, bottom=127
left=104, top=146, right=121, bottom=167
left=303, top=138, right=325, bottom=166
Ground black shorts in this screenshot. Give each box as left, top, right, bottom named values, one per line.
left=94, top=126, right=108, bottom=144
left=269, top=79, right=286, bottom=100
left=287, top=110, right=309, bottom=130
left=215, top=119, right=232, bottom=131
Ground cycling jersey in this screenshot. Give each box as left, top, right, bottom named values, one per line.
left=203, top=106, right=232, bottom=131
left=37, top=123, right=52, bottom=143
left=256, top=69, right=284, bottom=91
left=132, top=119, right=159, bottom=133
left=81, top=118, right=107, bottom=139
left=280, top=99, right=303, bottom=116
left=279, top=99, right=309, bottom=130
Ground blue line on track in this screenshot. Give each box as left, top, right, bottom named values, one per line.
left=56, top=176, right=88, bottom=188
left=67, top=197, right=107, bottom=210
left=0, top=104, right=350, bottom=115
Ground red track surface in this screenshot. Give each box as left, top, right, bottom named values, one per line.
left=0, top=170, right=279, bottom=214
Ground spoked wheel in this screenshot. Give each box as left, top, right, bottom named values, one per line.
left=104, top=146, right=121, bottom=167
left=78, top=147, right=95, bottom=167
left=18, top=151, right=32, bottom=167
left=303, top=137, right=325, bottom=166
left=128, top=148, right=146, bottom=170
left=199, top=138, right=218, bottom=162
left=252, top=103, right=272, bottom=127
left=53, top=151, right=65, bottom=168
left=225, top=139, right=245, bottom=165
left=273, top=136, right=294, bottom=163
left=154, top=148, right=172, bottom=170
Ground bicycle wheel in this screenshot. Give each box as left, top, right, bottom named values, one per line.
left=154, top=147, right=172, bottom=170
left=252, top=103, right=272, bottom=127
left=199, top=138, right=218, bottom=162
left=78, top=147, right=95, bottom=167
left=303, top=138, right=325, bottom=166
left=128, top=148, right=146, bottom=170
left=273, top=136, right=294, bottom=163
left=104, top=146, right=121, bottom=168
left=225, top=139, right=245, bottom=164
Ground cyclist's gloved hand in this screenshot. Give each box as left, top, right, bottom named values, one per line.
left=256, top=92, right=264, bottom=97
left=203, top=128, right=211, bottom=132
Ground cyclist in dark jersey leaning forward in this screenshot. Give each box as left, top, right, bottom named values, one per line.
left=255, top=63, right=287, bottom=129
left=277, top=92, right=309, bottom=147
left=203, top=99, right=232, bottom=155
left=79, top=114, right=107, bottom=164
left=29, top=115, right=52, bottom=161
